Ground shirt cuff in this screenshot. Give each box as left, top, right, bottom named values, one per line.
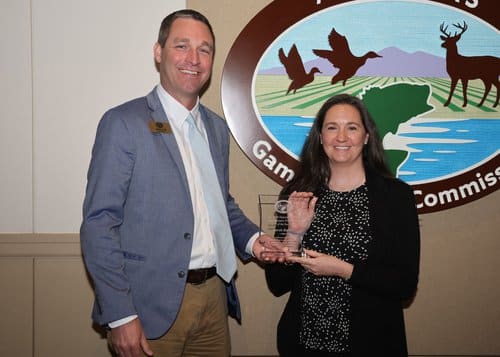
left=245, top=232, right=262, bottom=257
left=108, top=314, right=138, bottom=329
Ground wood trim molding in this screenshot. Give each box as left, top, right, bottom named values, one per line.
left=0, top=234, right=81, bottom=257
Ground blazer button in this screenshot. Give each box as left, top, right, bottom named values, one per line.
left=178, top=271, right=185, bottom=278
left=184, top=233, right=192, bottom=240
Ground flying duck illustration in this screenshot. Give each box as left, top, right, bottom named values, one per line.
left=279, top=44, right=321, bottom=95
left=313, top=28, right=381, bottom=86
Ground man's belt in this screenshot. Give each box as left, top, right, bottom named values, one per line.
left=186, top=267, right=217, bottom=285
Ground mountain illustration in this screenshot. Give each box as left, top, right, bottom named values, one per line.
left=260, top=47, right=447, bottom=77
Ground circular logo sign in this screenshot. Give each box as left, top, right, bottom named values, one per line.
left=221, top=0, right=499, bottom=214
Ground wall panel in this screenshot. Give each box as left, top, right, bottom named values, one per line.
left=31, top=0, right=184, bottom=232
left=0, top=258, right=33, bottom=356
left=0, top=0, right=33, bottom=232
left=34, top=257, right=108, bottom=357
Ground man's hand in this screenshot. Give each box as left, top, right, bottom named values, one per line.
left=109, top=318, right=153, bottom=357
left=252, top=234, right=287, bottom=263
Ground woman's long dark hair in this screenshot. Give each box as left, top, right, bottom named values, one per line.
left=283, top=93, right=393, bottom=195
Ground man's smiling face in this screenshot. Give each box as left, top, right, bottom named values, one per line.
left=154, top=17, right=214, bottom=109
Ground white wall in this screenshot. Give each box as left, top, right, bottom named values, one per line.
left=0, top=0, right=186, bottom=233
left=0, top=0, right=33, bottom=232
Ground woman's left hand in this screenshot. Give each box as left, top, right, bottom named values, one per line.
left=287, top=249, right=354, bottom=279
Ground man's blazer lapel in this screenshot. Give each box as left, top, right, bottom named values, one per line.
left=146, top=89, right=190, bottom=192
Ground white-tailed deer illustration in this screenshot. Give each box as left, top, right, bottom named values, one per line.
left=440, top=22, right=499, bottom=107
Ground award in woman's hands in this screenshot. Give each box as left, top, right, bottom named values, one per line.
left=258, top=194, right=311, bottom=258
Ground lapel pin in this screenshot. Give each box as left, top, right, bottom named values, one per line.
left=149, top=120, right=172, bottom=134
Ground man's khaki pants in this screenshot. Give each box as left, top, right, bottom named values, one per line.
left=148, top=275, right=230, bottom=357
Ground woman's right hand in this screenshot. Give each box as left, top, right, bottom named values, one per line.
left=286, top=191, right=317, bottom=234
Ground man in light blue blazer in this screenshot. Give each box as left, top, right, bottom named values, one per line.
left=80, top=9, right=280, bottom=357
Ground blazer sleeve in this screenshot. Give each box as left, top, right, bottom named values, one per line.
left=227, top=193, right=260, bottom=260
left=80, top=110, right=137, bottom=324
left=349, top=177, right=421, bottom=301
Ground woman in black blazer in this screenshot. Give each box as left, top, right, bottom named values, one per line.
left=265, top=94, right=420, bottom=356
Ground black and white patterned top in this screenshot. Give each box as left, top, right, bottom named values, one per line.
left=299, top=184, right=372, bottom=353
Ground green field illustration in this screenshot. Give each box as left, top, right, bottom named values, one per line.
left=255, top=75, right=499, bottom=119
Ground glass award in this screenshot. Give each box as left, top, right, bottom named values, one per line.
left=258, top=194, right=304, bottom=257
